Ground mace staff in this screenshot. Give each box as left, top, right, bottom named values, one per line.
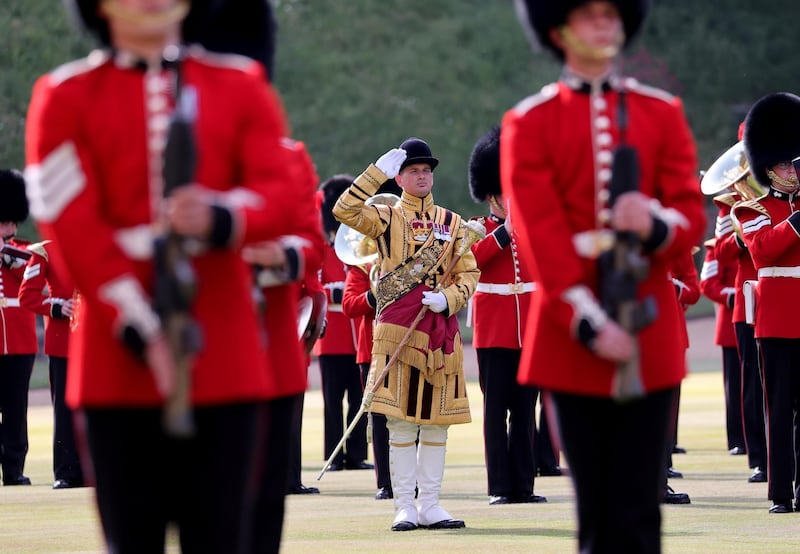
left=318, top=219, right=485, bottom=480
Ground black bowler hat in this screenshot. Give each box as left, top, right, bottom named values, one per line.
left=468, top=126, right=501, bottom=203
left=0, top=169, right=29, bottom=223
left=399, top=137, right=439, bottom=172
left=514, top=0, right=650, bottom=60
left=744, top=92, right=800, bottom=188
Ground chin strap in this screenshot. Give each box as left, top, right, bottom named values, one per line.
left=100, top=0, right=190, bottom=27
left=767, top=170, right=800, bottom=190
left=560, top=26, right=624, bottom=61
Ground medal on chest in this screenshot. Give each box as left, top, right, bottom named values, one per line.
left=409, top=218, right=451, bottom=242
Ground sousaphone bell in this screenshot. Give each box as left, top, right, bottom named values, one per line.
left=334, top=193, right=401, bottom=266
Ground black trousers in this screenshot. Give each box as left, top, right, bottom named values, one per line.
left=552, top=387, right=676, bottom=554
left=477, top=347, right=538, bottom=498
left=360, top=362, right=390, bottom=490
left=736, top=322, right=767, bottom=470
left=0, top=353, right=34, bottom=481
left=758, top=338, right=800, bottom=502
left=721, top=345, right=745, bottom=450
left=251, top=395, right=298, bottom=554
left=84, top=403, right=259, bottom=554
left=534, top=398, right=559, bottom=472
left=318, top=354, right=367, bottom=464
left=49, top=356, right=83, bottom=483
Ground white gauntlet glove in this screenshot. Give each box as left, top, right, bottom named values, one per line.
left=421, top=290, right=447, bottom=313
left=374, top=148, right=407, bottom=179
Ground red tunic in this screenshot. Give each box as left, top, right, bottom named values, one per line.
left=18, top=241, right=74, bottom=357
left=0, top=238, right=37, bottom=355
left=342, top=264, right=374, bottom=365
left=670, top=251, right=700, bottom=349
left=734, top=190, right=800, bottom=339
left=469, top=216, right=531, bottom=350
left=25, top=48, right=304, bottom=408
left=502, top=76, right=705, bottom=396
left=260, top=140, right=324, bottom=398
left=313, top=243, right=358, bottom=356
left=699, top=242, right=738, bottom=347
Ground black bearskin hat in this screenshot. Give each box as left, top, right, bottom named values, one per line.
left=399, top=137, right=439, bottom=172
left=743, top=92, right=800, bottom=187
left=0, top=169, right=29, bottom=223
left=514, top=0, right=650, bottom=60
left=468, top=126, right=501, bottom=203
left=319, top=174, right=354, bottom=236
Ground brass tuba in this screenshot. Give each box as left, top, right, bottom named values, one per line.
left=700, top=140, right=764, bottom=200
left=334, top=193, right=401, bottom=266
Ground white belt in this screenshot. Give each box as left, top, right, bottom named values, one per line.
left=476, top=282, right=536, bottom=295
left=0, top=297, right=21, bottom=308
left=757, top=266, right=800, bottom=278
left=327, top=304, right=343, bottom=313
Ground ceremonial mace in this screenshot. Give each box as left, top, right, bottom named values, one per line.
left=317, top=219, right=486, bottom=480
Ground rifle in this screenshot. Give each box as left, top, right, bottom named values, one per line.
left=1, top=244, right=32, bottom=262
left=153, top=71, right=203, bottom=437
left=597, top=92, right=657, bottom=402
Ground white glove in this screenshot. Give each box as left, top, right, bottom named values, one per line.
left=421, top=290, right=447, bottom=313
left=374, top=148, right=407, bottom=179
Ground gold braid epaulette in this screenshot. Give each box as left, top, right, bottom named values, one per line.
left=27, top=240, right=52, bottom=261
left=712, top=192, right=737, bottom=208
left=732, top=198, right=769, bottom=218
left=375, top=240, right=445, bottom=314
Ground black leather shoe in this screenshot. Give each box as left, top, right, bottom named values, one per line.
left=748, top=467, right=767, bottom=483
left=672, top=446, right=687, bottom=454
left=667, top=467, right=683, bottom=479
left=512, top=494, right=548, bottom=504
left=768, top=501, right=792, bottom=514
left=4, top=476, right=32, bottom=486
left=326, top=463, right=344, bottom=472
left=729, top=446, right=746, bottom=455
left=375, top=487, right=393, bottom=500
left=391, top=521, right=418, bottom=531
left=538, top=466, right=563, bottom=477
left=489, top=495, right=510, bottom=505
left=345, top=460, right=374, bottom=470
left=422, top=519, right=465, bottom=529
left=53, top=479, right=82, bottom=489
left=663, top=486, right=690, bottom=504
left=287, top=484, right=320, bottom=495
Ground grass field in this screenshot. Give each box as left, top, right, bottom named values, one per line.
left=2, top=366, right=798, bottom=553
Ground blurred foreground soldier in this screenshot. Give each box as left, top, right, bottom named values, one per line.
left=25, top=0, right=303, bottom=551
left=19, top=239, right=84, bottom=489
left=733, top=92, right=800, bottom=514
left=467, top=126, right=545, bottom=506
left=333, top=137, right=479, bottom=531
left=504, top=1, right=705, bottom=551
left=0, top=169, right=37, bottom=487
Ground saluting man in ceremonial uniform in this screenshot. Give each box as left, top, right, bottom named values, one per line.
left=503, top=1, right=705, bottom=550
left=467, top=126, right=546, bottom=506
left=19, top=238, right=84, bottom=490
left=25, top=1, right=306, bottom=551
left=0, top=169, right=37, bottom=487
left=732, top=92, right=800, bottom=514
left=333, top=138, right=479, bottom=531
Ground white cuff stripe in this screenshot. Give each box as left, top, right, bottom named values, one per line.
left=742, top=215, right=771, bottom=234
left=699, top=260, right=718, bottom=280
left=23, top=263, right=41, bottom=281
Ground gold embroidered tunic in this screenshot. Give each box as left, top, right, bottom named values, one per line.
left=333, top=164, right=478, bottom=425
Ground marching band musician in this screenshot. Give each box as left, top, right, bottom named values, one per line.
left=24, top=0, right=307, bottom=550
left=333, top=137, right=479, bottom=531
left=315, top=174, right=372, bottom=473
left=732, top=92, right=800, bottom=514
left=467, top=126, right=546, bottom=506
left=715, top=195, right=768, bottom=484
left=0, top=169, right=37, bottom=487
left=18, top=238, right=84, bottom=490
left=502, top=1, right=706, bottom=550
left=340, top=180, right=403, bottom=502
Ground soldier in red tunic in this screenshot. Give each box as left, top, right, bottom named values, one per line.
left=0, top=169, right=37, bottom=487
left=467, top=126, right=546, bottom=506
left=25, top=1, right=305, bottom=550
left=732, top=92, right=800, bottom=514
left=19, top=239, right=84, bottom=489
left=503, top=1, right=705, bottom=549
